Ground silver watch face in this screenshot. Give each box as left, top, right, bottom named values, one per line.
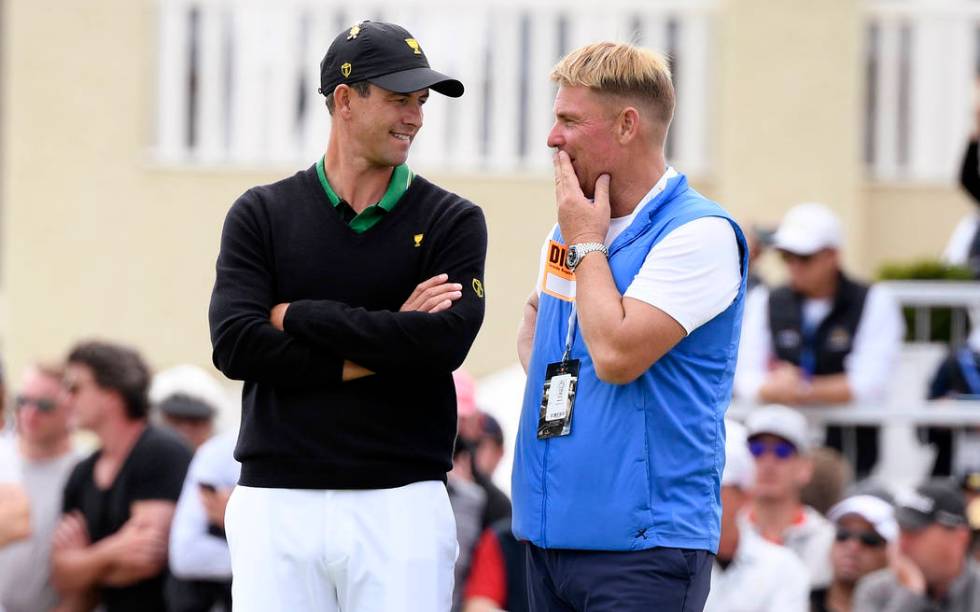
left=567, top=246, right=580, bottom=270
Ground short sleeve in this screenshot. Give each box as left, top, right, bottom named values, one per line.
left=623, top=217, right=741, bottom=333
left=128, top=430, right=193, bottom=503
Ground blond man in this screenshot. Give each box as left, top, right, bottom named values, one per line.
left=513, top=42, right=747, bottom=611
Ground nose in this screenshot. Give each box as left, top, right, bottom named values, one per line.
left=403, top=103, right=423, bottom=129
left=547, top=122, right=563, bottom=149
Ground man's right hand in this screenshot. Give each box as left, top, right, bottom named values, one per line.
left=400, top=274, right=463, bottom=313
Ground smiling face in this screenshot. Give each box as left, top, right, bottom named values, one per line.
left=547, top=85, right=623, bottom=199
left=345, top=84, right=429, bottom=168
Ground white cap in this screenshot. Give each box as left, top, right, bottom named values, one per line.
left=828, top=495, right=899, bottom=542
left=745, top=404, right=811, bottom=453
left=772, top=202, right=842, bottom=256
left=722, top=420, right=755, bottom=490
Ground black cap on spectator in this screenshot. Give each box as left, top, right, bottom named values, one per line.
left=894, top=479, right=968, bottom=530
left=319, top=21, right=463, bottom=99
left=158, top=393, right=215, bottom=421
left=481, top=414, right=504, bottom=447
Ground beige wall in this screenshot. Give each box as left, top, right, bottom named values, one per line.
left=717, top=0, right=866, bottom=270
left=0, top=0, right=972, bottom=390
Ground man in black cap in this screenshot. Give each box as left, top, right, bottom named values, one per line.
left=209, top=20, right=487, bottom=612
left=157, top=393, right=216, bottom=451
left=854, top=480, right=980, bottom=611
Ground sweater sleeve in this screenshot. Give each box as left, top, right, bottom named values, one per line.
left=208, top=192, right=344, bottom=387
left=282, top=204, right=488, bottom=374
left=961, top=139, right=980, bottom=205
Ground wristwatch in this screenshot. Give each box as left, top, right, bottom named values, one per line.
left=566, top=242, right=608, bottom=272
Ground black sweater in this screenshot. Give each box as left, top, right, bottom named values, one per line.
left=208, top=165, right=487, bottom=489
left=962, top=139, right=980, bottom=205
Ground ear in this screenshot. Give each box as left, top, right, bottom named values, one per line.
left=334, top=85, right=354, bottom=117
left=616, top=106, right=640, bottom=144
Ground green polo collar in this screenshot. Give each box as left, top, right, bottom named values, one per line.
left=316, top=157, right=414, bottom=233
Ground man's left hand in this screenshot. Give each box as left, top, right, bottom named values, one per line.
left=554, top=150, right=610, bottom=246
left=270, top=303, right=289, bottom=331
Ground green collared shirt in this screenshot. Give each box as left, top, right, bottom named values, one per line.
left=316, top=157, right=414, bottom=233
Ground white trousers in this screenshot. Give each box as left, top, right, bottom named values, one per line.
left=225, top=481, right=458, bottom=612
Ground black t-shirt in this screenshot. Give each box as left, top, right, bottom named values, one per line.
left=62, top=425, right=192, bottom=612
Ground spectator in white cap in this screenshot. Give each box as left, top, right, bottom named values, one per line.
left=734, top=202, right=903, bottom=479
left=811, top=494, right=896, bottom=612
left=740, top=405, right=836, bottom=589
left=703, top=420, right=809, bottom=612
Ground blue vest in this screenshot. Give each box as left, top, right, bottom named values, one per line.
left=511, top=173, right=747, bottom=553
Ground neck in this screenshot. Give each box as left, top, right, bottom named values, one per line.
left=18, top=435, right=71, bottom=462
left=324, top=138, right=395, bottom=213
left=826, top=580, right=854, bottom=612
left=806, top=271, right=840, bottom=300
left=608, top=153, right=667, bottom=218
left=96, top=418, right=146, bottom=460
left=751, top=497, right=803, bottom=539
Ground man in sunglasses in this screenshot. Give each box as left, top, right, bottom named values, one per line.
left=742, top=405, right=836, bottom=588
left=855, top=480, right=980, bottom=611
left=703, top=421, right=809, bottom=612
left=0, top=364, right=80, bottom=612
left=735, top=202, right=903, bottom=479
left=812, top=494, right=896, bottom=612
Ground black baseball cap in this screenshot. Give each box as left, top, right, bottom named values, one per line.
left=319, top=21, right=463, bottom=100
left=894, top=479, right=969, bottom=530
left=158, top=393, right=216, bottom=421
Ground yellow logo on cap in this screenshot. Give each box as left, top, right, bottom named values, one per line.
left=341, top=62, right=352, bottom=78
left=414, top=234, right=424, bottom=247
left=472, top=278, right=484, bottom=298
left=405, top=38, right=422, bottom=55
left=347, top=24, right=361, bottom=40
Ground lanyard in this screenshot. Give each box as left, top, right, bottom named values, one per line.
left=561, top=304, right=578, bottom=363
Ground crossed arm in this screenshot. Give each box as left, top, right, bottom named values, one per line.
left=209, top=196, right=487, bottom=386
left=51, top=501, right=175, bottom=595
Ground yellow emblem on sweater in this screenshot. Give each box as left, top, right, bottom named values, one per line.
left=414, top=234, right=424, bottom=248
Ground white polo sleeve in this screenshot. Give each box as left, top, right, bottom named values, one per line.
left=844, top=284, right=905, bottom=403
left=623, top=217, right=742, bottom=334
left=733, top=285, right=773, bottom=401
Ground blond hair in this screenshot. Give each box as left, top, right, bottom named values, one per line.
left=550, top=42, right=675, bottom=123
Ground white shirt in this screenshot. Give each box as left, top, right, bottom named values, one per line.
left=734, top=282, right=905, bottom=403
left=0, top=437, right=18, bottom=484
left=703, top=529, right=810, bottom=612
left=943, top=213, right=980, bottom=266
left=535, top=168, right=742, bottom=334
left=169, top=431, right=240, bottom=580
left=739, top=506, right=835, bottom=589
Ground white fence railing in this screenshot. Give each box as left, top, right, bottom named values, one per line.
left=155, top=0, right=717, bottom=173
left=863, top=0, right=980, bottom=182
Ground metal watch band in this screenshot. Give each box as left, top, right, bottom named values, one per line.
left=568, top=242, right=608, bottom=271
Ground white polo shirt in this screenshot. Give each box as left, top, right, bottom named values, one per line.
left=703, top=529, right=810, bottom=612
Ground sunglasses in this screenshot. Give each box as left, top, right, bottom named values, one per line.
left=748, top=440, right=797, bottom=460
left=779, top=251, right=817, bottom=265
left=835, top=528, right=887, bottom=548
left=15, top=395, right=57, bottom=413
